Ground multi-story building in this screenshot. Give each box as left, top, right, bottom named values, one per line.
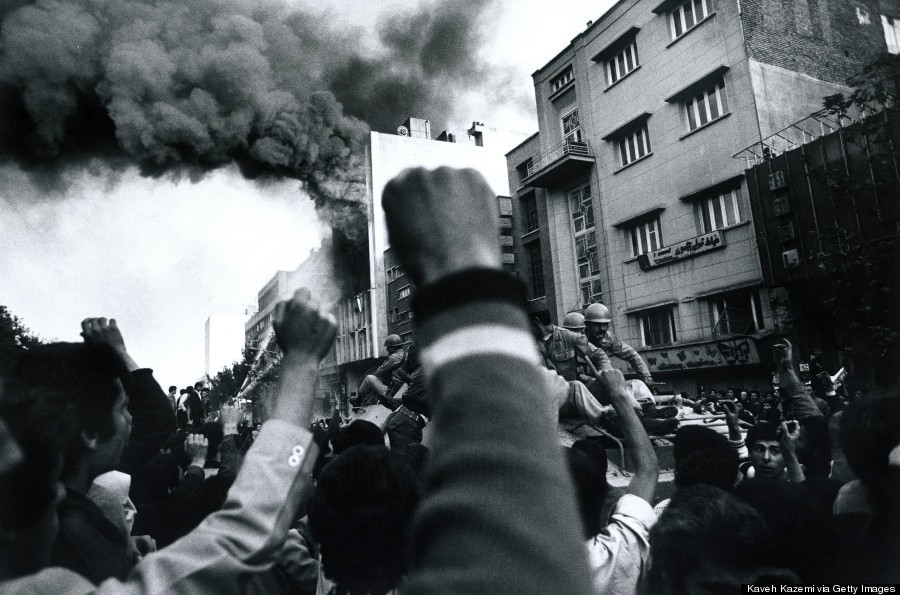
left=508, top=0, right=895, bottom=395
left=745, top=107, right=900, bottom=391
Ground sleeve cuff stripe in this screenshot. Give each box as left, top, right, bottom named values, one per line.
left=422, top=325, right=540, bottom=372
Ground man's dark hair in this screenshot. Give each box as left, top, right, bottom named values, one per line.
left=309, top=445, right=420, bottom=593
left=331, top=419, right=384, bottom=455
left=0, top=378, right=75, bottom=535
left=673, top=426, right=739, bottom=490
left=645, top=485, right=773, bottom=593
left=565, top=438, right=609, bottom=538
left=168, top=385, right=177, bottom=392
left=7, top=343, right=128, bottom=477
left=735, top=478, right=836, bottom=582
left=839, top=391, right=900, bottom=513
left=193, top=381, right=204, bottom=390
left=531, top=310, right=552, bottom=326
left=746, top=420, right=779, bottom=448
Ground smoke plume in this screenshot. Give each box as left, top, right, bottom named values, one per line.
left=0, top=0, right=513, bottom=240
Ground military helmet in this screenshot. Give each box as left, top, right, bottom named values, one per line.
left=584, top=303, right=612, bottom=324
left=384, top=334, right=403, bottom=348
left=562, top=312, right=585, bottom=330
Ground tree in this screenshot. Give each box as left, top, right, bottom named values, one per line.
left=206, top=346, right=255, bottom=412
left=815, top=55, right=900, bottom=390
left=0, top=306, right=43, bottom=372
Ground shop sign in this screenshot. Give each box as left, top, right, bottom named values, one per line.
left=638, top=230, right=725, bottom=270
left=643, top=338, right=760, bottom=373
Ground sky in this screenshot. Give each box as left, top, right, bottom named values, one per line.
left=0, top=0, right=616, bottom=386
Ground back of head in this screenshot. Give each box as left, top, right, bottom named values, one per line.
left=331, top=419, right=384, bottom=455
left=735, top=478, right=835, bottom=582
left=839, top=390, right=900, bottom=512
left=7, top=342, right=127, bottom=477
left=0, top=378, right=75, bottom=574
left=565, top=438, right=609, bottom=538
left=673, top=425, right=739, bottom=491
left=646, top=484, right=778, bottom=593
left=309, top=445, right=420, bottom=593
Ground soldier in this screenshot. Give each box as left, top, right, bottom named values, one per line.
left=583, top=303, right=654, bottom=386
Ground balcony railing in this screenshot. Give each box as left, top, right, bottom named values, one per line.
left=733, top=109, right=858, bottom=168
left=527, top=139, right=592, bottom=176
left=522, top=139, right=595, bottom=187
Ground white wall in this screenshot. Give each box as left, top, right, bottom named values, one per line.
left=205, top=314, right=249, bottom=376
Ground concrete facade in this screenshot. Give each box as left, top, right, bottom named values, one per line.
left=513, top=0, right=894, bottom=395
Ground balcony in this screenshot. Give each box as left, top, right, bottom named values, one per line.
left=521, top=139, right=595, bottom=188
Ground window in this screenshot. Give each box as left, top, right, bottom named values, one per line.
left=525, top=241, right=545, bottom=299
left=698, top=189, right=741, bottom=233
left=639, top=307, right=677, bottom=347
left=607, top=41, right=639, bottom=85
left=670, top=0, right=711, bottom=40
left=517, top=158, right=534, bottom=181
left=397, top=286, right=411, bottom=299
left=569, top=184, right=603, bottom=305
left=617, top=125, right=650, bottom=167
left=522, top=194, right=539, bottom=233
left=708, top=288, right=764, bottom=337
left=562, top=109, right=583, bottom=144
left=551, top=66, right=574, bottom=93
left=882, top=15, right=900, bottom=53
left=386, top=266, right=402, bottom=283
left=629, top=217, right=662, bottom=257
left=685, top=79, right=729, bottom=131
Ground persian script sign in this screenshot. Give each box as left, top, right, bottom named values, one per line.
left=643, top=338, right=760, bottom=374
left=638, top=230, right=725, bottom=270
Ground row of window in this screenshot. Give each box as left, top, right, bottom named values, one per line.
left=625, top=189, right=741, bottom=258
left=555, top=75, right=729, bottom=173
left=552, top=0, right=712, bottom=96
left=519, top=185, right=744, bottom=303
left=388, top=308, right=413, bottom=324
left=636, top=287, right=764, bottom=347
left=385, top=265, right=403, bottom=284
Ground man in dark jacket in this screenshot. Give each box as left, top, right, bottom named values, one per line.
left=7, top=317, right=174, bottom=584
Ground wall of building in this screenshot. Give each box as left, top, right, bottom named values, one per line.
left=745, top=109, right=900, bottom=384
left=531, top=0, right=768, bottom=341
left=506, top=133, right=559, bottom=317
left=244, top=270, right=292, bottom=346
left=741, top=0, right=893, bottom=138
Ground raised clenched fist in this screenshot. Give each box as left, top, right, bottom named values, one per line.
left=382, top=167, right=502, bottom=286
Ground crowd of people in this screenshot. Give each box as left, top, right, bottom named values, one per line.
left=0, top=167, right=898, bottom=593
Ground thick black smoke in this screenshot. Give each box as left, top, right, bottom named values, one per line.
left=0, top=0, right=512, bottom=240
left=329, top=0, right=505, bottom=134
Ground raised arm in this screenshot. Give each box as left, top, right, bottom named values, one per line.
left=778, top=420, right=806, bottom=483
left=597, top=368, right=658, bottom=502
left=80, top=317, right=175, bottom=473
left=382, top=167, right=593, bottom=594
left=606, top=333, right=653, bottom=384
left=775, top=339, right=822, bottom=421
left=82, top=290, right=335, bottom=594
left=721, top=400, right=749, bottom=458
